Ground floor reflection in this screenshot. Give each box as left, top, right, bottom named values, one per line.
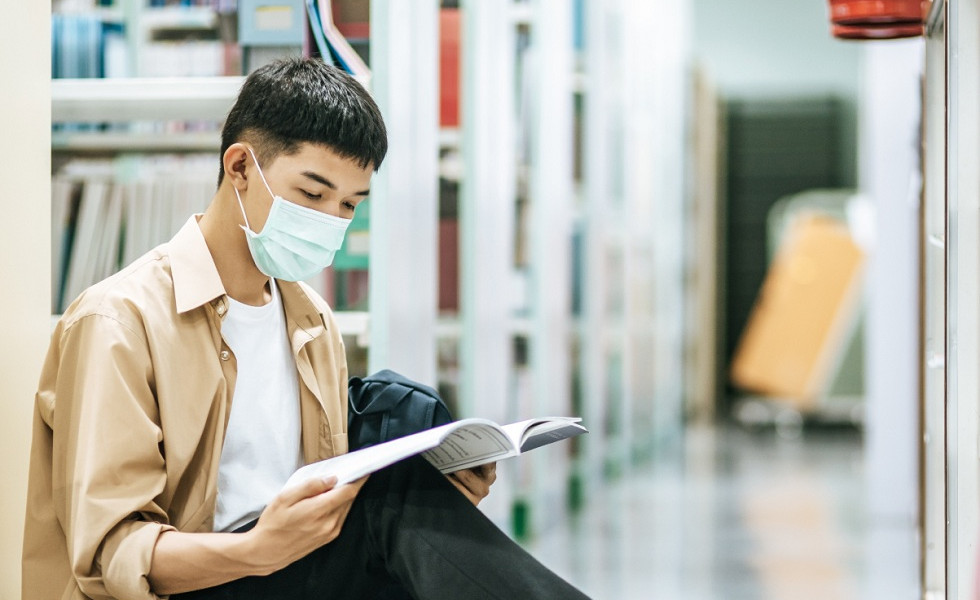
left=524, top=426, right=918, bottom=599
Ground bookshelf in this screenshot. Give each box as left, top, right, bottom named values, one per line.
left=51, top=76, right=245, bottom=122
left=51, top=130, right=221, bottom=152
left=930, top=0, right=980, bottom=594
left=51, top=76, right=461, bottom=151
left=454, top=0, right=695, bottom=538
left=48, top=0, right=698, bottom=545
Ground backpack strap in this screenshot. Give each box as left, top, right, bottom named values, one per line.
left=364, top=369, right=442, bottom=401
left=349, top=378, right=414, bottom=415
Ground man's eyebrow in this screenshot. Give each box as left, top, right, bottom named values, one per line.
left=302, top=171, right=370, bottom=196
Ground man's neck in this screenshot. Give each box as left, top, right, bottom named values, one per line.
left=198, top=186, right=272, bottom=307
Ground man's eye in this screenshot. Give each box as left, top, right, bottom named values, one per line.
left=343, top=201, right=357, bottom=212
left=302, top=190, right=322, bottom=200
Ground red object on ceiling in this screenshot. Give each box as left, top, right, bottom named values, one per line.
left=828, top=0, right=927, bottom=39
left=832, top=23, right=924, bottom=39
left=829, top=0, right=923, bottom=24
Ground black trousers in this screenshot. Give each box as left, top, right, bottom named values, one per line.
left=173, top=456, right=590, bottom=600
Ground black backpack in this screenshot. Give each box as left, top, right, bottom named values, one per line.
left=347, top=369, right=454, bottom=451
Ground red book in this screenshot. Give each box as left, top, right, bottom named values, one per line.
left=440, top=9, right=461, bottom=128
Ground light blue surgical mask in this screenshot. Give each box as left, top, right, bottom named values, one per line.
left=235, top=148, right=351, bottom=281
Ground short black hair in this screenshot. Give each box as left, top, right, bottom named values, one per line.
left=218, top=57, right=388, bottom=186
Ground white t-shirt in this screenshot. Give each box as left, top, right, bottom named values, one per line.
left=213, top=281, right=303, bottom=532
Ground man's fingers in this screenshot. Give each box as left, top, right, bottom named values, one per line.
left=450, top=469, right=479, bottom=491
left=476, top=463, right=497, bottom=485
left=278, top=475, right=338, bottom=505
left=456, top=465, right=495, bottom=491
left=447, top=469, right=493, bottom=506
left=305, top=476, right=364, bottom=515
left=447, top=473, right=481, bottom=505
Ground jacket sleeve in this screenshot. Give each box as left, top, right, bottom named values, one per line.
left=50, top=313, right=175, bottom=600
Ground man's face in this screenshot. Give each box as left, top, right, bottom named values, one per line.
left=245, top=142, right=373, bottom=234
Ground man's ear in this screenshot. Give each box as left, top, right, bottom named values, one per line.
left=223, top=143, right=250, bottom=191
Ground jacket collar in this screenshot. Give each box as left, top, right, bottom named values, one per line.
left=169, top=215, right=227, bottom=315
left=278, top=280, right=328, bottom=339
left=168, top=216, right=328, bottom=341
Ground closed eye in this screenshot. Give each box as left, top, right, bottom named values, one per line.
left=343, top=201, right=358, bottom=212
left=301, top=189, right=322, bottom=200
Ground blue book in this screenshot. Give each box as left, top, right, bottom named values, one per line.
left=51, top=15, right=60, bottom=78
left=305, top=0, right=331, bottom=62
left=304, top=0, right=351, bottom=72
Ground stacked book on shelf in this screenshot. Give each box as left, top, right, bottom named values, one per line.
left=52, top=12, right=124, bottom=80
left=52, top=4, right=233, bottom=80
left=137, top=4, right=233, bottom=77
left=305, top=0, right=370, bottom=87
left=52, top=3, right=237, bottom=143
left=52, top=155, right=216, bottom=313
left=147, top=0, right=234, bottom=7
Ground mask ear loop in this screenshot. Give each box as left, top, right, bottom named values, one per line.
left=234, top=187, right=252, bottom=231
left=246, top=146, right=276, bottom=198
left=234, top=146, right=274, bottom=232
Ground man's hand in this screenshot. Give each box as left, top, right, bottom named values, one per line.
left=149, top=475, right=368, bottom=595
left=447, top=463, right=497, bottom=506
left=247, top=475, right=368, bottom=574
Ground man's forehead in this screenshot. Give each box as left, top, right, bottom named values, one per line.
left=284, top=143, right=371, bottom=171
left=275, top=146, right=373, bottom=193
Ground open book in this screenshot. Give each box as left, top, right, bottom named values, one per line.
left=285, top=417, right=587, bottom=489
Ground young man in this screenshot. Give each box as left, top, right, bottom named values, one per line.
left=23, top=58, right=589, bottom=600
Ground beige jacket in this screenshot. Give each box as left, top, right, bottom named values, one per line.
left=23, top=216, right=349, bottom=600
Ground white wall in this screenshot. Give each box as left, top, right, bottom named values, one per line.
left=0, top=2, right=51, bottom=596
left=693, top=0, right=861, bottom=98
left=693, top=0, right=863, bottom=182
left=859, top=39, right=923, bottom=599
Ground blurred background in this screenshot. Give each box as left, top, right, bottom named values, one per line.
left=1, top=0, right=977, bottom=598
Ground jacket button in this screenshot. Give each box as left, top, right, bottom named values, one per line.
left=219, top=350, right=230, bottom=361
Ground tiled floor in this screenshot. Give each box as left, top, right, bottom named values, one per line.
left=524, top=426, right=919, bottom=599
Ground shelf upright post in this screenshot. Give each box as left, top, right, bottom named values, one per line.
left=619, top=4, right=692, bottom=590
left=581, top=0, right=618, bottom=491
left=946, top=0, right=980, bottom=593
left=527, top=0, right=575, bottom=536
left=646, top=0, right=690, bottom=448
left=920, top=3, right=947, bottom=594
left=459, top=0, right=516, bottom=427
left=589, top=0, right=635, bottom=476
left=620, top=0, right=652, bottom=462
left=458, top=0, right=518, bottom=527
left=610, top=0, right=690, bottom=459
left=368, top=0, right=440, bottom=384
left=0, top=1, right=51, bottom=595
left=859, top=38, right=924, bottom=598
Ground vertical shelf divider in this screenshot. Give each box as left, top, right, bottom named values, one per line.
left=368, top=0, right=440, bottom=383
left=459, top=0, right=518, bottom=528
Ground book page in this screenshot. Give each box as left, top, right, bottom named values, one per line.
left=499, top=417, right=586, bottom=451
left=517, top=420, right=587, bottom=452
left=285, top=425, right=451, bottom=488
left=423, top=423, right=517, bottom=473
